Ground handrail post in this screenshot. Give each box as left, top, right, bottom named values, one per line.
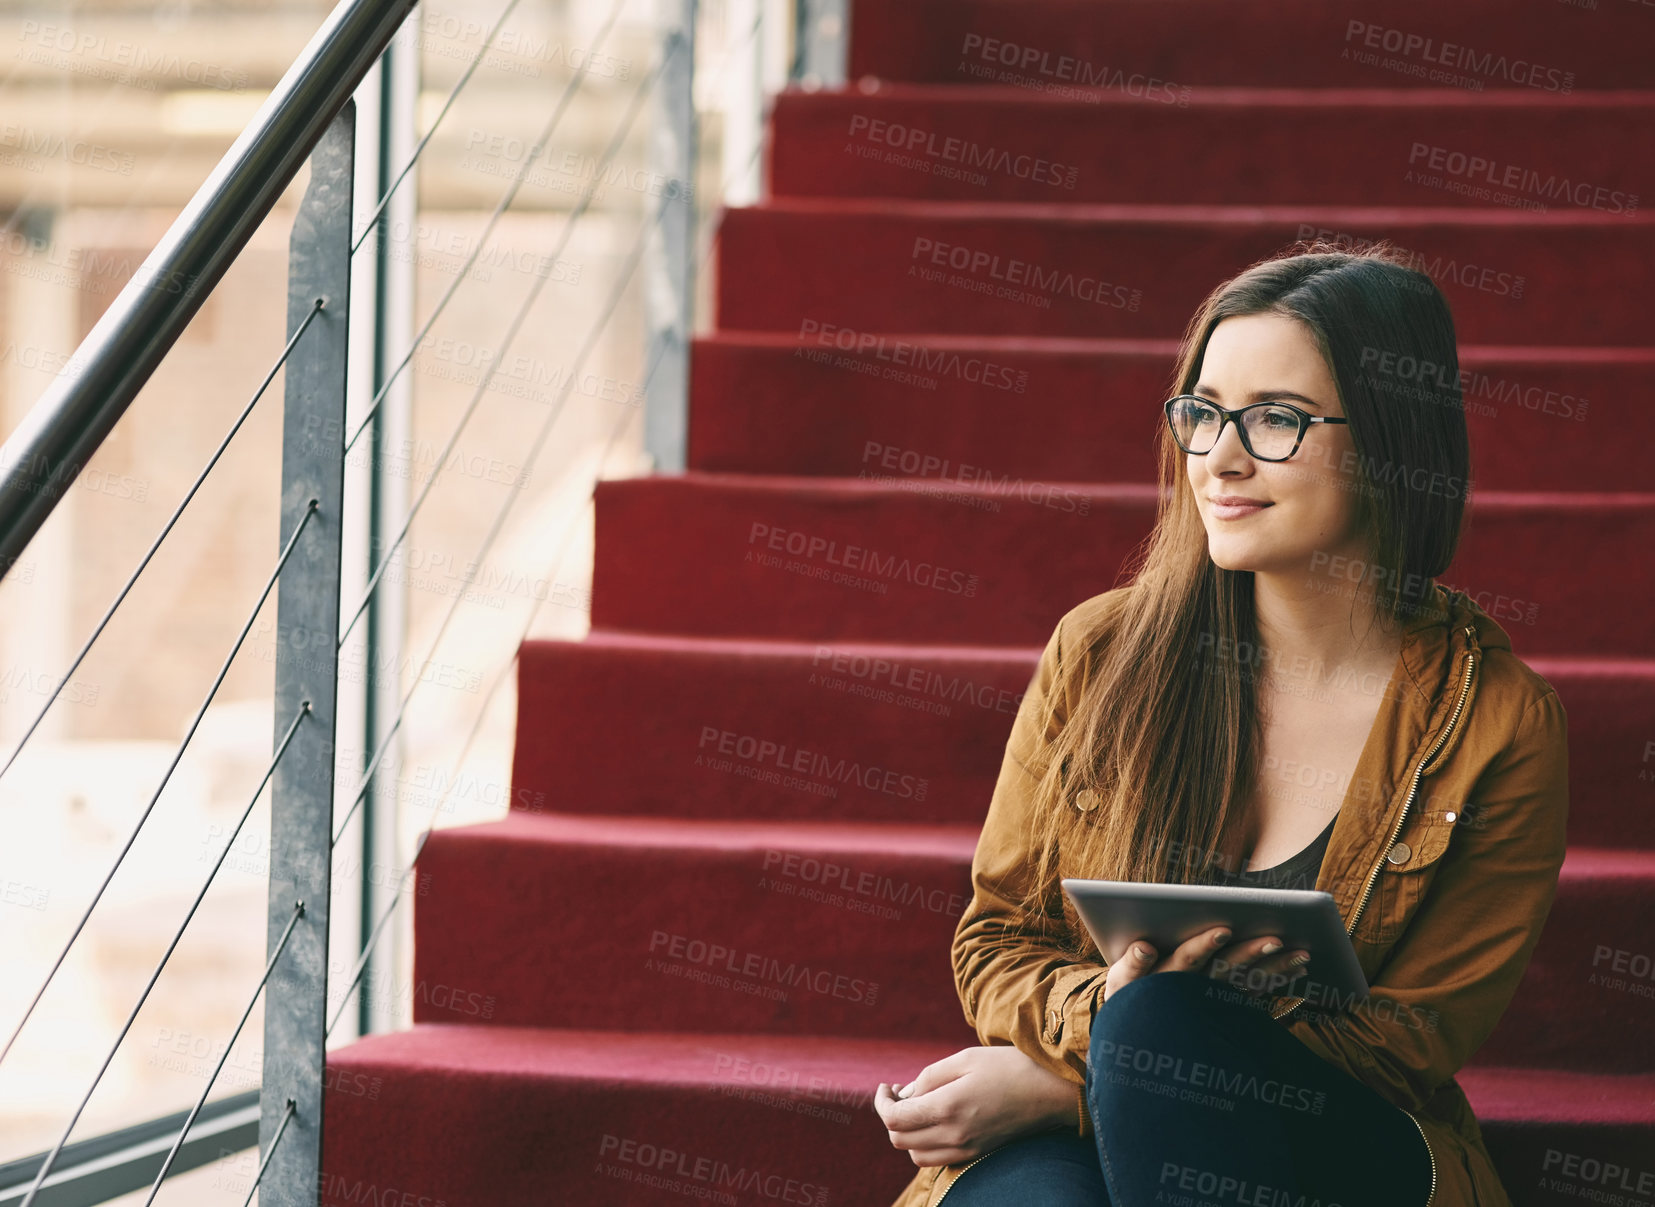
left=643, top=0, right=697, bottom=474
left=261, top=101, right=355, bottom=1207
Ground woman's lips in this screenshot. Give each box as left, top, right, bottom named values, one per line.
left=1209, top=499, right=1272, bottom=520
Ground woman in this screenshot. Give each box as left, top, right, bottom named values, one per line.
left=875, top=243, right=1569, bottom=1207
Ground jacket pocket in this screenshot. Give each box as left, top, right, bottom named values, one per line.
left=1369, top=807, right=1457, bottom=944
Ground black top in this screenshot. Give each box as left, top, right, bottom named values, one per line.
left=1202, top=811, right=1338, bottom=892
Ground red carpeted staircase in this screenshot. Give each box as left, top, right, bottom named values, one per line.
left=321, top=3, right=1655, bottom=1203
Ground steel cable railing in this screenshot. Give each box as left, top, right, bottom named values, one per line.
left=330, top=309, right=669, bottom=1036
left=0, top=298, right=326, bottom=791
left=0, top=0, right=809, bottom=1197
left=139, top=899, right=306, bottom=1207
left=350, top=0, right=527, bottom=256
left=331, top=177, right=673, bottom=849
left=324, top=0, right=781, bottom=1047
left=0, top=0, right=419, bottom=572
left=16, top=700, right=311, bottom=1207
left=339, top=0, right=631, bottom=460
left=0, top=499, right=319, bottom=1070
left=241, top=1099, right=296, bottom=1207
left=336, top=29, right=669, bottom=652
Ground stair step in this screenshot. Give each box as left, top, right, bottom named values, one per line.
left=413, top=811, right=981, bottom=1041
left=590, top=472, right=1655, bottom=655
left=410, top=814, right=1655, bottom=1073
left=1466, top=1068, right=1655, bottom=1207
left=321, top=1026, right=961, bottom=1207
left=320, top=1024, right=1655, bottom=1207
left=506, top=632, right=1655, bottom=846
left=847, top=0, right=1655, bottom=91
left=510, top=629, right=1039, bottom=824
left=716, top=200, right=1655, bottom=345
left=689, top=333, right=1650, bottom=493
left=1475, top=848, right=1655, bottom=1073
left=772, top=86, right=1655, bottom=207
left=1528, top=659, right=1655, bottom=850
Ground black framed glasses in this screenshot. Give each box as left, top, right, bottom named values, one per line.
left=1163, top=394, right=1349, bottom=463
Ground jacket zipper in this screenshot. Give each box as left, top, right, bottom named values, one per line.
left=1269, top=624, right=1478, bottom=1025
left=1402, top=1107, right=1439, bottom=1207
left=930, top=1152, right=992, bottom=1205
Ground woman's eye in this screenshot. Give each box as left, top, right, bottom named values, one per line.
left=1261, top=408, right=1298, bottom=429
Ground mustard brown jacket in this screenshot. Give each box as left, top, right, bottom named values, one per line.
left=888, top=581, right=1570, bottom=1207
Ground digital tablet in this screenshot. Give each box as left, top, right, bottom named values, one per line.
left=1061, top=878, right=1369, bottom=1002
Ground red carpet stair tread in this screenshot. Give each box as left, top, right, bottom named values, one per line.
left=322, top=1, right=1655, bottom=1203
left=411, top=812, right=982, bottom=1042
left=504, top=633, right=1655, bottom=847
left=405, top=814, right=1652, bottom=1076
left=847, top=0, right=1655, bottom=92
left=509, top=630, right=1054, bottom=824
left=689, top=336, right=1653, bottom=494
left=769, top=87, right=1653, bottom=209
left=321, top=1027, right=1655, bottom=1207
left=591, top=472, right=1655, bottom=653
left=715, top=200, right=1655, bottom=346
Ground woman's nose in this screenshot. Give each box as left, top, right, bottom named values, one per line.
left=1205, top=414, right=1255, bottom=474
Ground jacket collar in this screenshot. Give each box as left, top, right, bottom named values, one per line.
left=1320, top=582, right=1511, bottom=917
left=1396, top=579, right=1509, bottom=690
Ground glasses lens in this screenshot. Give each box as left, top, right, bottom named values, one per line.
left=1168, top=397, right=1220, bottom=452
left=1240, top=405, right=1303, bottom=460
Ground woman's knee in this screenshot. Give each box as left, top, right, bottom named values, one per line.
left=939, top=1131, right=1111, bottom=1206
left=1089, top=970, right=1212, bottom=1047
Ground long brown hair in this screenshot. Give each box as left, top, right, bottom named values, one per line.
left=1016, top=239, right=1470, bottom=960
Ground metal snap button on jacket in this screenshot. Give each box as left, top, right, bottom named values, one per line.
left=1387, top=840, right=1413, bottom=865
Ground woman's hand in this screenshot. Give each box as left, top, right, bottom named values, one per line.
left=1102, top=926, right=1309, bottom=1004
left=873, top=1045, right=1077, bottom=1167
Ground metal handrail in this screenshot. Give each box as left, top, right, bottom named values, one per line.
left=0, top=0, right=845, bottom=1200
left=0, top=0, right=416, bottom=574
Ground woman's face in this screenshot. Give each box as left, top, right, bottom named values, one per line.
left=1184, top=313, right=1367, bottom=580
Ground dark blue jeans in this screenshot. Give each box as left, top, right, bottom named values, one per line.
left=942, top=971, right=1433, bottom=1206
